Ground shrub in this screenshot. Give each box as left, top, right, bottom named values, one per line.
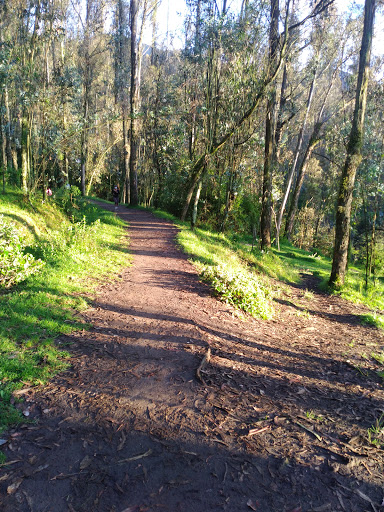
left=53, top=185, right=81, bottom=219
left=199, top=262, right=273, bottom=319
left=0, top=215, right=44, bottom=289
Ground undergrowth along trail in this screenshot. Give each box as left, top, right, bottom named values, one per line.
left=0, top=189, right=130, bottom=437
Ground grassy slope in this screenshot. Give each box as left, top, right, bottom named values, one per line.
left=0, top=190, right=130, bottom=438
left=150, top=208, right=384, bottom=326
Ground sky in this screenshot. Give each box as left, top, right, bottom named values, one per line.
left=151, top=0, right=382, bottom=54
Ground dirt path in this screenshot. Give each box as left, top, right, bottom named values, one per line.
left=1, top=205, right=384, bottom=512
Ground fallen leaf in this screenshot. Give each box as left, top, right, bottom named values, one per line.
left=34, top=464, right=49, bottom=474
left=248, top=426, right=270, bottom=436
left=79, top=455, right=93, bottom=470
left=7, top=478, right=23, bottom=494
left=247, top=499, right=259, bottom=510
left=120, top=507, right=138, bottom=512
left=312, top=504, right=332, bottom=511
left=118, top=449, right=152, bottom=464
left=0, top=439, right=7, bottom=446
left=118, top=431, right=126, bottom=451
left=355, top=489, right=375, bottom=506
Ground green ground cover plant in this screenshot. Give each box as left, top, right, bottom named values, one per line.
left=0, top=188, right=129, bottom=434
left=150, top=209, right=273, bottom=319
left=236, top=239, right=384, bottom=328
left=150, top=208, right=383, bottom=327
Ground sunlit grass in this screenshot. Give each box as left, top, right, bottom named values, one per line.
left=169, top=223, right=273, bottom=319
left=147, top=208, right=384, bottom=325
left=238, top=239, right=384, bottom=321
left=0, top=189, right=130, bottom=434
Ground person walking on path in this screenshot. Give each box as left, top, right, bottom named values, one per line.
left=112, top=185, right=120, bottom=210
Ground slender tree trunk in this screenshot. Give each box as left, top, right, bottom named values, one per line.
left=80, top=0, right=92, bottom=196
left=191, top=177, right=202, bottom=229
left=1, top=105, right=5, bottom=193
left=129, top=0, right=139, bottom=206
left=4, top=88, right=13, bottom=175
left=274, top=62, right=289, bottom=162
left=369, top=205, right=377, bottom=282
left=21, top=114, right=30, bottom=194
left=329, top=0, right=376, bottom=287
left=284, top=128, right=321, bottom=239
left=260, top=0, right=280, bottom=250
left=285, top=71, right=336, bottom=240
left=275, top=67, right=317, bottom=246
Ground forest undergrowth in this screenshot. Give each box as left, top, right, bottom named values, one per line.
left=0, top=189, right=129, bottom=445
left=150, top=208, right=384, bottom=328
left=1, top=197, right=383, bottom=461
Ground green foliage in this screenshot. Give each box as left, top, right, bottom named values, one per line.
left=367, top=414, right=384, bottom=448
left=0, top=190, right=129, bottom=436
left=53, top=185, right=82, bottom=219
left=360, top=313, right=384, bottom=330
left=371, top=351, right=384, bottom=366
left=0, top=215, right=45, bottom=289
left=176, top=224, right=273, bottom=319
left=199, top=263, right=273, bottom=319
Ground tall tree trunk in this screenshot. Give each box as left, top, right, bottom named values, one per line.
left=21, top=114, right=30, bottom=194
left=1, top=104, right=5, bottom=193
left=285, top=70, right=336, bottom=240
left=275, top=67, right=317, bottom=245
left=260, top=0, right=280, bottom=250
left=80, top=0, right=92, bottom=196
left=329, top=0, right=375, bottom=287
left=274, top=61, right=289, bottom=163
left=4, top=88, right=13, bottom=176
left=284, top=126, right=321, bottom=239
left=115, top=0, right=130, bottom=203
left=129, top=0, right=139, bottom=206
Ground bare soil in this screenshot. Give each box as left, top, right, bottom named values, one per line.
left=1, top=204, right=384, bottom=512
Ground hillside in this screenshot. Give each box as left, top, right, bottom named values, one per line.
left=1, top=203, right=383, bottom=512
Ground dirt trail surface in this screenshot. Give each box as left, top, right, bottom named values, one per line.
left=1, top=204, right=384, bottom=512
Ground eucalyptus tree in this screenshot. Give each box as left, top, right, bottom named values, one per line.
left=113, top=0, right=130, bottom=202
left=280, top=8, right=347, bottom=242
left=260, top=0, right=280, bottom=250
left=75, top=0, right=107, bottom=195
left=0, top=0, right=14, bottom=190
left=129, top=0, right=139, bottom=205
left=330, top=0, right=376, bottom=287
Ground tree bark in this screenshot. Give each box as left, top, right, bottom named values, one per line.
left=329, top=0, right=376, bottom=287
left=284, top=125, right=321, bottom=239
left=129, top=0, right=139, bottom=206
left=275, top=67, right=317, bottom=245
left=260, top=0, right=280, bottom=250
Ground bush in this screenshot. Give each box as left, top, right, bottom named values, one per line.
left=199, top=262, right=273, bottom=319
left=53, top=185, right=81, bottom=219
left=28, top=216, right=101, bottom=264
left=0, top=215, right=44, bottom=289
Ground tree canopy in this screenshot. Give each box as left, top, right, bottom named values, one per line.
left=0, top=0, right=383, bottom=287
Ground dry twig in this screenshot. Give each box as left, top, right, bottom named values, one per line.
left=196, top=347, right=211, bottom=384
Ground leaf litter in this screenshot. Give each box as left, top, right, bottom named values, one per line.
left=0, top=205, right=383, bottom=512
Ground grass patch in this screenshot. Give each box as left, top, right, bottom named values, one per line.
left=360, top=313, right=384, bottom=330
left=0, top=188, right=130, bottom=435
left=146, top=208, right=384, bottom=323
left=145, top=209, right=273, bottom=319
left=236, top=239, right=384, bottom=320
left=367, top=413, right=384, bottom=448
